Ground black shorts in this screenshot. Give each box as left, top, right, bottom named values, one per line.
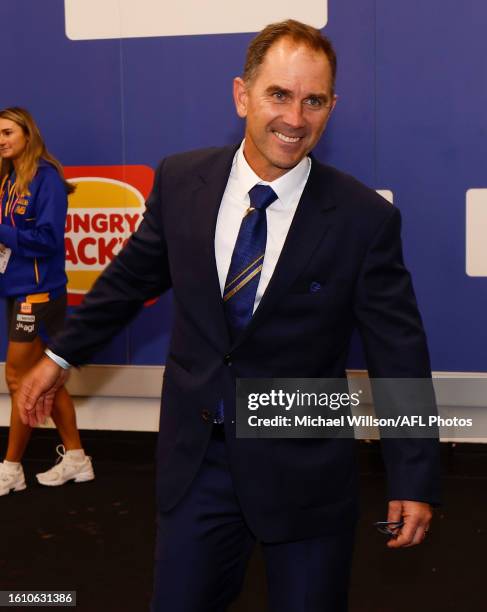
left=5, top=294, right=67, bottom=343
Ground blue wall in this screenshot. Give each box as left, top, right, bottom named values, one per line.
left=1, top=0, right=486, bottom=372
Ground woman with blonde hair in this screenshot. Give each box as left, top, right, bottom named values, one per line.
left=0, top=107, right=94, bottom=495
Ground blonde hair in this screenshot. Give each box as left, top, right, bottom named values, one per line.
left=0, top=107, right=74, bottom=196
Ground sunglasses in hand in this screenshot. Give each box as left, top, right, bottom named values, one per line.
left=373, top=520, right=405, bottom=538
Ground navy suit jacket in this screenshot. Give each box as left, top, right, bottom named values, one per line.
left=51, top=145, right=441, bottom=542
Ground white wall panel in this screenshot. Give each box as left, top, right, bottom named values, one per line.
left=65, top=0, right=328, bottom=40
left=466, top=189, right=487, bottom=277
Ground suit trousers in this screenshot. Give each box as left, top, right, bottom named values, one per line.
left=151, top=428, right=356, bottom=612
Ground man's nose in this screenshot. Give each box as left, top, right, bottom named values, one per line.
left=282, top=101, right=305, bottom=128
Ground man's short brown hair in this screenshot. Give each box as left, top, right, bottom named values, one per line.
left=243, top=19, right=337, bottom=93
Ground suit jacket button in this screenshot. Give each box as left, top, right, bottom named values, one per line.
left=201, top=409, right=211, bottom=422
left=223, top=354, right=232, bottom=366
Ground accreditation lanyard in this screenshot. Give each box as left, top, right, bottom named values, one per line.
left=0, top=174, right=21, bottom=227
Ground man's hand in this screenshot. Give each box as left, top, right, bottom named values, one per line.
left=17, top=355, right=69, bottom=427
left=386, top=500, right=433, bottom=548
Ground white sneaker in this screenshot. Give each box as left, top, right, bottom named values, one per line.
left=36, top=445, right=95, bottom=487
left=0, top=461, right=26, bottom=496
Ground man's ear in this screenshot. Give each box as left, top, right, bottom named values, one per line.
left=233, top=77, right=248, bottom=118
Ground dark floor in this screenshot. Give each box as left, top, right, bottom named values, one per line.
left=0, top=428, right=485, bottom=611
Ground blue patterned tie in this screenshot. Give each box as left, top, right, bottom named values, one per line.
left=223, top=184, right=278, bottom=339
left=215, top=185, right=277, bottom=424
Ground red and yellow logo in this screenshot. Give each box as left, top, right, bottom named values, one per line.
left=64, top=166, right=154, bottom=305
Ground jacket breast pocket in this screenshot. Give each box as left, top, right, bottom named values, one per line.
left=289, top=275, right=350, bottom=295
left=283, top=277, right=353, bottom=317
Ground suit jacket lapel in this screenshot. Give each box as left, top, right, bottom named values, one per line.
left=186, top=145, right=239, bottom=350
left=230, top=161, right=337, bottom=349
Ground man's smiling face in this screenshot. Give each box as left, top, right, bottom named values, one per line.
left=233, top=36, right=336, bottom=181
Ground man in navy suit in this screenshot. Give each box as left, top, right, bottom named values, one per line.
left=18, top=19, right=439, bottom=612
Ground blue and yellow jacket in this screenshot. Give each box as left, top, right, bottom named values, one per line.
left=0, top=160, right=68, bottom=300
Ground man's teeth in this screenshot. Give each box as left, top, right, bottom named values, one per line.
left=274, top=131, right=300, bottom=143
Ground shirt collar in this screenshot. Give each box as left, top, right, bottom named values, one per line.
left=233, top=140, right=311, bottom=209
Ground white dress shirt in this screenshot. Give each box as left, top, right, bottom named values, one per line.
left=215, top=140, right=311, bottom=313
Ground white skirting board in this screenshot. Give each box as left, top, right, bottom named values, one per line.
left=0, top=363, right=486, bottom=441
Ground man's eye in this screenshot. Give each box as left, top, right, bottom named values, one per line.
left=272, top=91, right=287, bottom=101
left=305, top=97, right=323, bottom=108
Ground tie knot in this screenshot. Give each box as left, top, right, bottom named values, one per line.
left=248, top=185, right=278, bottom=211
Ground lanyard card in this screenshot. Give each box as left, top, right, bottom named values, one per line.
left=0, top=242, right=12, bottom=273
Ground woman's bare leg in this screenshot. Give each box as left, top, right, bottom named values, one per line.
left=4, top=338, right=44, bottom=461
left=4, top=337, right=82, bottom=461
left=50, top=387, right=82, bottom=450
